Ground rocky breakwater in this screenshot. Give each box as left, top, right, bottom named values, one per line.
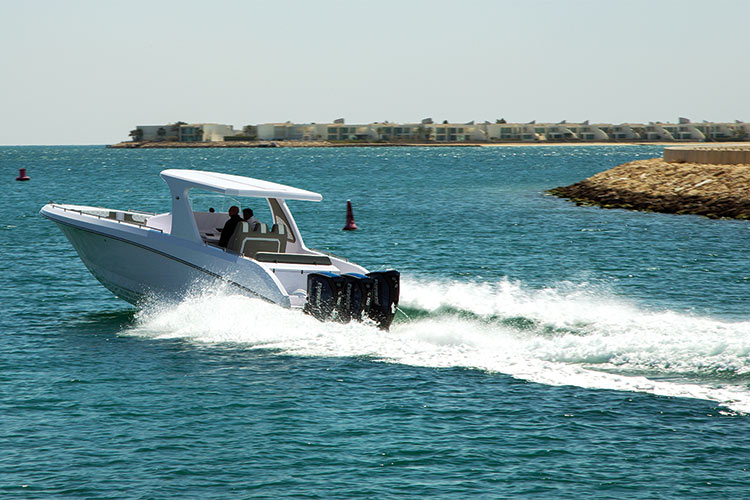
left=549, top=148, right=750, bottom=219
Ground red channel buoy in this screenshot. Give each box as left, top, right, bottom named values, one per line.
left=343, top=200, right=358, bottom=231
left=16, top=168, right=30, bottom=181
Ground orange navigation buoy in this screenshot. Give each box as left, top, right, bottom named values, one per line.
left=16, top=168, right=30, bottom=181
left=343, top=200, right=358, bottom=231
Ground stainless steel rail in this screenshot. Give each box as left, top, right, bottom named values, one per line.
left=51, top=204, right=164, bottom=233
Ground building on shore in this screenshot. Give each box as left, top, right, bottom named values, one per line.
left=128, top=119, right=750, bottom=144
left=251, top=119, right=750, bottom=143
left=132, top=123, right=235, bottom=142
left=256, top=122, right=305, bottom=141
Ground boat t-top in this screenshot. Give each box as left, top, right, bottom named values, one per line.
left=40, top=169, right=399, bottom=329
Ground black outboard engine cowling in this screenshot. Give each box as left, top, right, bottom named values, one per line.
left=304, top=270, right=400, bottom=330
left=341, top=273, right=374, bottom=322
left=304, top=272, right=345, bottom=321
left=366, top=270, right=400, bottom=330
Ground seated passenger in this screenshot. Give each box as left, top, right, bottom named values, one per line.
left=242, top=208, right=259, bottom=228
left=218, top=206, right=242, bottom=248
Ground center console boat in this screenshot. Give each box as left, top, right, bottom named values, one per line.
left=40, top=169, right=399, bottom=329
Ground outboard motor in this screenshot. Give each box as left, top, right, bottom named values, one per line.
left=366, top=270, right=400, bottom=330
left=304, top=272, right=345, bottom=321
left=304, top=270, right=400, bottom=330
left=341, top=273, right=374, bottom=322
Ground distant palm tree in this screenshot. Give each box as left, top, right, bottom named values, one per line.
left=171, top=121, right=186, bottom=134
left=417, top=126, right=433, bottom=141
left=129, top=129, right=144, bottom=142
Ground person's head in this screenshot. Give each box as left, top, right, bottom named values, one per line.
left=208, top=207, right=215, bottom=213
left=228, top=205, right=239, bottom=216
left=242, top=208, right=254, bottom=220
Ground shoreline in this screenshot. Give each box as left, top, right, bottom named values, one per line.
left=107, top=140, right=750, bottom=149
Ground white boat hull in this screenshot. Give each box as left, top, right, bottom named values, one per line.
left=46, top=211, right=299, bottom=306
left=57, top=222, right=222, bottom=303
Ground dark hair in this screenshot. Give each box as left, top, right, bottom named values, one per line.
left=242, top=208, right=254, bottom=219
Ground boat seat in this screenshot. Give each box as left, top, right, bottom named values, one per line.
left=227, top=222, right=280, bottom=257
left=270, top=223, right=287, bottom=253
left=123, top=213, right=144, bottom=225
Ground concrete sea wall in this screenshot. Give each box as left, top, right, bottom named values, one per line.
left=664, top=146, right=750, bottom=165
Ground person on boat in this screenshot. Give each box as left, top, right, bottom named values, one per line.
left=242, top=208, right=259, bottom=228
left=218, top=205, right=242, bottom=248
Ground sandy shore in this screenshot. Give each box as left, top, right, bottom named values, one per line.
left=107, top=141, right=480, bottom=149
left=107, top=141, right=750, bottom=149
left=479, top=141, right=743, bottom=148
left=549, top=158, right=750, bottom=219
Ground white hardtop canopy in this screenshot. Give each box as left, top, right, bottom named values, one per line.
left=161, top=169, right=321, bottom=241
left=160, top=169, right=323, bottom=202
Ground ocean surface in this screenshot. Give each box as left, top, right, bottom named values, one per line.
left=2, top=145, right=750, bottom=499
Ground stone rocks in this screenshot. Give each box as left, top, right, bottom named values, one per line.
left=548, top=158, right=750, bottom=219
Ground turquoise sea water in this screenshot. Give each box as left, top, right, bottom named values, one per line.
left=2, top=145, right=750, bottom=498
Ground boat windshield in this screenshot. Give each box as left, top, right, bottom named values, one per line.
left=188, top=189, right=273, bottom=225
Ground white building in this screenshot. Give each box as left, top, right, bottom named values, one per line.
left=645, top=122, right=705, bottom=141
left=314, top=123, right=376, bottom=141
left=256, top=122, right=308, bottom=141
left=566, top=124, right=610, bottom=141
left=486, top=123, right=541, bottom=141
left=660, top=123, right=705, bottom=141
left=133, top=119, right=749, bottom=144
left=698, top=122, right=749, bottom=141
left=135, top=124, right=180, bottom=141
left=601, top=124, right=642, bottom=140
left=428, top=123, right=474, bottom=142
left=196, top=124, right=235, bottom=142
left=135, top=123, right=234, bottom=142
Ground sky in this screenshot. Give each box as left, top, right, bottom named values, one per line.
left=2, top=0, right=749, bottom=145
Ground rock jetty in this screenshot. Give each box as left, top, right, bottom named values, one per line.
left=549, top=148, right=750, bottom=219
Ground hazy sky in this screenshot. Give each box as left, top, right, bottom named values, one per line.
left=3, top=0, right=749, bottom=144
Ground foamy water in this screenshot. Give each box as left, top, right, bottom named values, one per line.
left=128, top=277, right=750, bottom=413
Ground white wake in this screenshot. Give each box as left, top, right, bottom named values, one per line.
left=126, top=277, right=750, bottom=413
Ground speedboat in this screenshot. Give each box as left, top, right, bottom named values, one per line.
left=40, top=169, right=400, bottom=329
